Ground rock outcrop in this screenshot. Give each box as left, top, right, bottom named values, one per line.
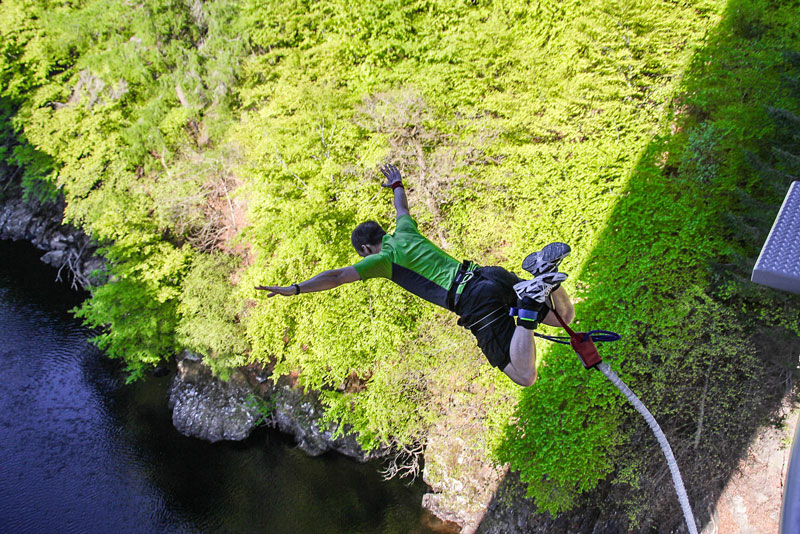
left=168, top=351, right=385, bottom=461
left=167, top=351, right=260, bottom=442
left=0, top=195, right=103, bottom=288
left=268, top=377, right=386, bottom=460
left=420, top=399, right=508, bottom=533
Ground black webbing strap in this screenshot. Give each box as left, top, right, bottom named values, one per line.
left=447, top=260, right=478, bottom=311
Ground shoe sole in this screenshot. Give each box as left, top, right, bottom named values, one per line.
left=522, top=242, right=571, bottom=275
left=514, top=272, right=568, bottom=301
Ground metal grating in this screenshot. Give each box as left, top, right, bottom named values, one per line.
left=752, top=181, right=800, bottom=295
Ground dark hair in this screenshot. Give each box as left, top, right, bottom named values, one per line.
left=351, top=220, right=386, bottom=252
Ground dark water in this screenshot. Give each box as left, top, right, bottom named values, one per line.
left=0, top=240, right=445, bottom=534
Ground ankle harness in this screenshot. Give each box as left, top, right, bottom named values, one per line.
left=509, top=305, right=549, bottom=329
left=509, top=307, right=547, bottom=322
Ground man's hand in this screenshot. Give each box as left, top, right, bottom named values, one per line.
left=380, top=163, right=410, bottom=217
left=255, top=285, right=296, bottom=297
left=380, top=164, right=403, bottom=188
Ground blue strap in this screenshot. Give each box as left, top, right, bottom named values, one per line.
left=534, top=330, right=622, bottom=344
left=510, top=308, right=622, bottom=344
left=509, top=307, right=541, bottom=321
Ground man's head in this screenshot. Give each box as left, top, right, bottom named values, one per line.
left=351, top=220, right=386, bottom=257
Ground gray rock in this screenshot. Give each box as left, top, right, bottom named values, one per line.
left=167, top=352, right=385, bottom=462
left=40, top=249, right=66, bottom=266
left=0, top=193, right=104, bottom=289
left=269, top=380, right=386, bottom=461
left=167, top=351, right=259, bottom=443
left=48, top=233, right=70, bottom=250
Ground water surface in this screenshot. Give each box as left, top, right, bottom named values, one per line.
left=0, top=240, right=443, bottom=534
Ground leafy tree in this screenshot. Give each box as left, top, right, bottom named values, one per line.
left=176, top=252, right=248, bottom=377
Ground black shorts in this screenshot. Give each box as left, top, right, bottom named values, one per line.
left=454, top=266, right=529, bottom=371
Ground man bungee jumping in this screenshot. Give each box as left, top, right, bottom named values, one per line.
left=256, top=164, right=575, bottom=386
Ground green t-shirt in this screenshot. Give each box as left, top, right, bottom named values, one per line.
left=353, top=215, right=460, bottom=309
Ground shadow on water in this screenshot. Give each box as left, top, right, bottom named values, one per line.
left=94, top=365, right=442, bottom=534
left=0, top=238, right=87, bottom=312
left=480, top=1, right=800, bottom=532
left=0, top=239, right=447, bottom=534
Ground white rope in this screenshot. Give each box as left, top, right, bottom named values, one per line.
left=596, top=361, right=698, bottom=534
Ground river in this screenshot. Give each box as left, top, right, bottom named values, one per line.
left=0, top=240, right=447, bottom=534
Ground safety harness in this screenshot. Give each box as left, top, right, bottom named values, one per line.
left=446, top=260, right=479, bottom=311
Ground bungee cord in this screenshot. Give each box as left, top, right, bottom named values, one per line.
left=542, top=308, right=699, bottom=534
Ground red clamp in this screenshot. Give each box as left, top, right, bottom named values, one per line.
left=550, top=308, right=602, bottom=369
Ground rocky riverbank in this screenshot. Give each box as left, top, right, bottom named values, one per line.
left=168, top=350, right=385, bottom=461
left=0, top=194, right=103, bottom=289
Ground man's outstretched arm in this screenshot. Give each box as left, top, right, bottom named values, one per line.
left=380, top=164, right=410, bottom=218
left=255, top=266, right=361, bottom=297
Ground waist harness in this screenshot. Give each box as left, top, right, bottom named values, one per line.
left=447, top=260, right=479, bottom=311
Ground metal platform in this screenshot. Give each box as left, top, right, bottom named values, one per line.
left=751, top=181, right=800, bottom=295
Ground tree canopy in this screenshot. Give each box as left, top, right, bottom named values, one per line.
left=2, top=0, right=799, bottom=527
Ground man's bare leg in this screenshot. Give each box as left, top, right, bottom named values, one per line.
left=505, top=240, right=574, bottom=387
left=504, top=286, right=574, bottom=387
left=504, top=326, right=538, bottom=387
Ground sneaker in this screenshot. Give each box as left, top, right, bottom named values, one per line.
left=513, top=271, right=567, bottom=303
left=521, top=242, right=571, bottom=277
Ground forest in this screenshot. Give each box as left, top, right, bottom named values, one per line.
left=2, top=0, right=800, bottom=529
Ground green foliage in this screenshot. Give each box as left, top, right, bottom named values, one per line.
left=176, top=253, right=248, bottom=375
left=1, top=0, right=249, bottom=371
left=246, top=394, right=276, bottom=427
left=4, top=0, right=800, bottom=524
left=12, top=142, right=57, bottom=202
left=0, top=98, right=56, bottom=202
left=497, top=347, right=625, bottom=514
left=497, top=0, right=800, bottom=517
left=0, top=99, right=18, bottom=200
left=236, top=1, right=725, bottom=479
left=729, top=0, right=768, bottom=40
left=74, top=276, right=181, bottom=381
left=678, top=122, right=723, bottom=185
